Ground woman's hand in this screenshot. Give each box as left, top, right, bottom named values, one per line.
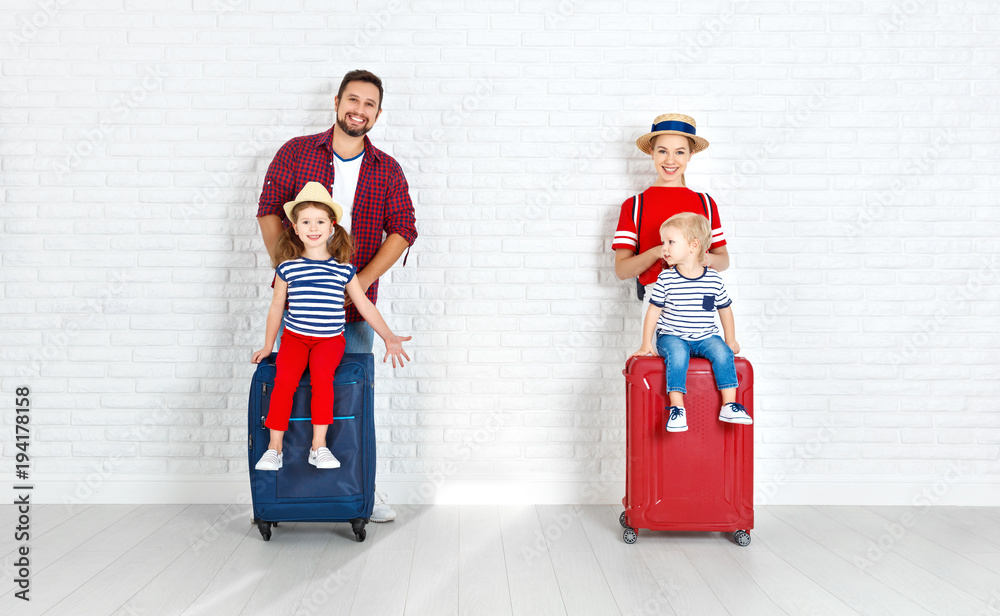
left=383, top=334, right=413, bottom=368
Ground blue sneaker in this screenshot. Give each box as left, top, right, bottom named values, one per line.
left=719, top=402, right=753, bottom=425
left=665, top=406, right=688, bottom=432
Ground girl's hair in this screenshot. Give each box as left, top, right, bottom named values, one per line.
left=272, top=201, right=353, bottom=268
left=661, top=212, right=711, bottom=262
left=651, top=134, right=697, bottom=187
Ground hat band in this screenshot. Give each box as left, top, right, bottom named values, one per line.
left=650, top=120, right=696, bottom=136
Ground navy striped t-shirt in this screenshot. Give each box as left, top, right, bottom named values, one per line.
left=276, top=258, right=356, bottom=337
left=649, top=266, right=732, bottom=341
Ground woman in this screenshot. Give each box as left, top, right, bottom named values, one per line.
left=612, top=113, right=730, bottom=302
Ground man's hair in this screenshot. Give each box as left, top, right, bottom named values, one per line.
left=661, top=212, right=711, bottom=262
left=337, top=69, right=384, bottom=110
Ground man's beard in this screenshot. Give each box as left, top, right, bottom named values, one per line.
left=336, top=112, right=371, bottom=138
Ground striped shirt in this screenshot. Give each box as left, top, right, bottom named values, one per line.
left=276, top=258, right=357, bottom=337
left=649, top=266, right=732, bottom=341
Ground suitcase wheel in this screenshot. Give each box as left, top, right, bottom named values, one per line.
left=734, top=530, right=751, bottom=547
left=623, top=527, right=638, bottom=544
left=256, top=519, right=273, bottom=541
left=351, top=518, right=367, bottom=543
left=619, top=511, right=629, bottom=528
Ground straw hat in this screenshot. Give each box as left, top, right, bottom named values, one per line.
left=635, top=113, right=709, bottom=155
left=283, top=182, right=344, bottom=224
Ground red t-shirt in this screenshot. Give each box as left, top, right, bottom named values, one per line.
left=612, top=187, right=727, bottom=286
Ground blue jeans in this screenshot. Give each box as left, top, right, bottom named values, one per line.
left=655, top=334, right=738, bottom=393
left=342, top=320, right=375, bottom=354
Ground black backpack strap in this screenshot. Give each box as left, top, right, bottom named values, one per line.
left=633, top=193, right=645, bottom=301
left=699, top=192, right=712, bottom=230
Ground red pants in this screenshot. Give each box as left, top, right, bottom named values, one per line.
left=264, top=330, right=346, bottom=432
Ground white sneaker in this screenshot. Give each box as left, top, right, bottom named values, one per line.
left=665, top=406, right=688, bottom=432
left=308, top=447, right=341, bottom=469
left=719, top=402, right=753, bottom=425
left=255, top=449, right=282, bottom=471
left=370, top=489, right=396, bottom=523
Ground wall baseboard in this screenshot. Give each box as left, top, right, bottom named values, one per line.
left=8, top=474, right=999, bottom=507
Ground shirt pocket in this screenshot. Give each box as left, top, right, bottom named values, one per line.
left=702, top=295, right=715, bottom=311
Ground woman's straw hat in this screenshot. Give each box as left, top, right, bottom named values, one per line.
left=635, top=113, right=709, bottom=155
left=283, top=181, right=344, bottom=224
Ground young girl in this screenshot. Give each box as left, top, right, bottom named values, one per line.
left=630, top=213, right=752, bottom=432
left=251, top=182, right=411, bottom=471
left=612, top=113, right=730, bottom=303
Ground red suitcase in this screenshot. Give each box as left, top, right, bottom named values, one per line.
left=621, top=355, right=754, bottom=546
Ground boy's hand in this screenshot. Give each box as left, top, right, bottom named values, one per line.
left=629, top=344, right=656, bottom=359
left=383, top=334, right=413, bottom=368
left=251, top=348, right=272, bottom=364
left=726, top=339, right=740, bottom=354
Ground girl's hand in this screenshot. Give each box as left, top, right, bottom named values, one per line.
left=383, top=334, right=413, bottom=368
left=630, top=344, right=656, bottom=359
left=726, top=339, right=740, bottom=354
left=703, top=252, right=714, bottom=269
left=251, top=348, right=272, bottom=364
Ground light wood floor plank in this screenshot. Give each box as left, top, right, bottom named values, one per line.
left=291, top=522, right=374, bottom=616
left=43, top=505, right=230, bottom=616
left=548, top=551, right=622, bottom=616
left=458, top=550, right=513, bottom=616
left=752, top=508, right=935, bottom=616
left=712, top=533, right=861, bottom=616
left=535, top=505, right=593, bottom=552
left=460, top=505, right=504, bottom=553
left=241, top=522, right=341, bottom=616
left=369, top=505, right=420, bottom=552
left=680, top=540, right=788, bottom=616
left=349, top=550, right=414, bottom=616
left=818, top=506, right=1000, bottom=609
left=405, top=505, right=460, bottom=616
left=774, top=506, right=997, bottom=616
left=0, top=551, right=120, bottom=616
left=926, top=506, right=1000, bottom=547
left=0, top=503, right=137, bottom=601
left=576, top=505, right=678, bottom=616
left=635, top=547, right=732, bottom=616
left=498, top=505, right=567, bottom=616
left=75, top=504, right=185, bottom=552
left=866, top=505, right=1000, bottom=553
left=181, top=526, right=283, bottom=616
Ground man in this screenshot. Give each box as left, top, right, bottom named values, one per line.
left=256, top=69, right=417, bottom=522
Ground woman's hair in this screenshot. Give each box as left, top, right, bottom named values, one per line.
left=272, top=201, right=353, bottom=268
left=661, top=212, right=711, bottom=262
left=651, top=134, right=697, bottom=187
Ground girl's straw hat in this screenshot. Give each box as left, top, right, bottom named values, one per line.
left=636, top=113, right=709, bottom=155
left=283, top=181, right=344, bottom=224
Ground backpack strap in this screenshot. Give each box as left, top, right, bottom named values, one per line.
left=632, top=193, right=643, bottom=253
left=699, top=192, right=712, bottom=231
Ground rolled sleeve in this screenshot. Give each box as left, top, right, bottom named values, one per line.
left=382, top=163, right=417, bottom=246
left=257, top=142, right=297, bottom=221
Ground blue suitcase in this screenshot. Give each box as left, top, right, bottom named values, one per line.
left=248, top=352, right=376, bottom=542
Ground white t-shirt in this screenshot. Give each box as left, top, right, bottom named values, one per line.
left=332, top=150, right=363, bottom=233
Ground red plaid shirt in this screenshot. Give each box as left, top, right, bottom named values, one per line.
left=257, top=129, right=417, bottom=322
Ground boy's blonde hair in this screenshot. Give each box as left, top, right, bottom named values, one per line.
left=661, top=212, right=711, bottom=262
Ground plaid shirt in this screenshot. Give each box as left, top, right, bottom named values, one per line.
left=257, top=129, right=417, bottom=322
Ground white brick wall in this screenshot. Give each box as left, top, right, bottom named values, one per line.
left=2, top=0, right=998, bottom=505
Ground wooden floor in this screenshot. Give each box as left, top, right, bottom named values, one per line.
left=1, top=504, right=999, bottom=615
